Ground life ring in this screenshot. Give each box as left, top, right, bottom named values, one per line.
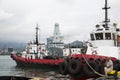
left=68, top=59, right=81, bottom=75
left=92, top=51, right=97, bottom=55
left=83, top=60, right=98, bottom=76
left=59, top=61, right=68, bottom=75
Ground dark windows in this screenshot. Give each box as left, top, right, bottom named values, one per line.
left=95, top=33, right=103, bottom=40
left=91, top=33, right=112, bottom=40
left=105, top=33, right=111, bottom=40
left=90, top=34, right=95, bottom=40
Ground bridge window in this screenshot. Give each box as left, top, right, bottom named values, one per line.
left=95, top=33, right=103, bottom=40
left=105, top=33, right=111, bottom=40
left=90, top=34, right=95, bottom=40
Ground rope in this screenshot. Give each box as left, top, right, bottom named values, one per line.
left=81, top=54, right=107, bottom=77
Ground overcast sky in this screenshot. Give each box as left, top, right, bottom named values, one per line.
left=0, top=0, right=120, bottom=43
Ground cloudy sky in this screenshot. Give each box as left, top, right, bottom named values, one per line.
left=0, top=0, right=120, bottom=43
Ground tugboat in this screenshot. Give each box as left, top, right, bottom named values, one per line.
left=11, top=24, right=64, bottom=69
left=59, top=0, right=120, bottom=79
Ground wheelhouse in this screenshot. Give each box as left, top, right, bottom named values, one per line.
left=90, top=25, right=120, bottom=47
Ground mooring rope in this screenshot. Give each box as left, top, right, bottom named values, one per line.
left=81, top=54, right=107, bottom=77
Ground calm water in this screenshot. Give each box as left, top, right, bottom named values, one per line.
left=0, top=55, right=65, bottom=79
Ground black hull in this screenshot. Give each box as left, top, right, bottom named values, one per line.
left=0, top=76, right=31, bottom=80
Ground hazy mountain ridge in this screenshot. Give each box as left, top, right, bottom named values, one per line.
left=0, top=41, right=26, bottom=49
left=64, top=40, right=83, bottom=48
left=0, top=40, right=83, bottom=51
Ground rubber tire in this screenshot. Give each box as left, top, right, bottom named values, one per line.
left=83, top=60, right=98, bottom=76
left=95, top=58, right=101, bottom=65
left=113, top=60, right=120, bottom=71
left=68, top=59, right=81, bottom=75
left=59, top=61, right=68, bottom=75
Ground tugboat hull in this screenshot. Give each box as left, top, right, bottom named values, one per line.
left=11, top=54, right=64, bottom=70
left=59, top=54, right=117, bottom=80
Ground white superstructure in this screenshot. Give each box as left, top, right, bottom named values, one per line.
left=47, top=23, right=64, bottom=49
left=86, top=0, right=120, bottom=59
left=21, top=25, right=47, bottom=59
left=63, top=48, right=82, bottom=56
left=86, top=24, right=120, bottom=59
left=63, top=0, right=120, bottom=59
left=63, top=41, right=84, bottom=56
left=53, top=23, right=63, bottom=43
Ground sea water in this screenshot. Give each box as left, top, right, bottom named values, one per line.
left=0, top=55, right=70, bottom=80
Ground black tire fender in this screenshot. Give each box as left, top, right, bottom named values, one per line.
left=59, top=61, right=68, bottom=75
left=113, top=60, right=120, bottom=71
left=95, top=58, right=101, bottom=64
left=68, top=59, right=81, bottom=75
left=83, top=60, right=98, bottom=76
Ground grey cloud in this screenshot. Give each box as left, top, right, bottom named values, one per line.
left=0, top=0, right=120, bottom=43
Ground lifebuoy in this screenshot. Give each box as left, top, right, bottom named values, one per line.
left=83, top=60, right=98, bottom=76
left=59, top=61, right=68, bottom=75
left=92, top=51, right=97, bottom=55
left=68, top=59, right=81, bottom=75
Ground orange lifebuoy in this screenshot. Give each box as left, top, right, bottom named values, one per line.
left=92, top=51, right=97, bottom=55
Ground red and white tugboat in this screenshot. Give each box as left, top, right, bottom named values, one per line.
left=11, top=24, right=64, bottom=69
left=59, top=0, right=120, bottom=79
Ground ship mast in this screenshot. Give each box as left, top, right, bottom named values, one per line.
left=36, top=24, right=39, bottom=46
left=102, top=0, right=110, bottom=28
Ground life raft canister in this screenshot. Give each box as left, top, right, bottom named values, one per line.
left=59, top=61, right=68, bottom=75
left=68, top=58, right=81, bottom=75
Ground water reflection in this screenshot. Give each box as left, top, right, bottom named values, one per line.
left=0, top=55, right=70, bottom=80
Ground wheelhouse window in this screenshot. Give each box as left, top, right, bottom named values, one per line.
left=90, top=34, right=95, bottom=40
left=95, top=33, right=103, bottom=40
left=105, top=33, right=111, bottom=40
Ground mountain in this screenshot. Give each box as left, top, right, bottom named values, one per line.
left=0, top=41, right=26, bottom=50
left=65, top=40, right=83, bottom=48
